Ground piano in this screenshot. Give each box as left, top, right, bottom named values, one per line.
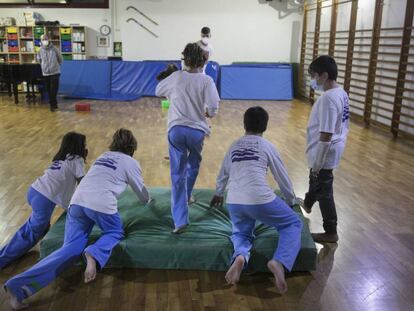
left=0, top=64, right=44, bottom=104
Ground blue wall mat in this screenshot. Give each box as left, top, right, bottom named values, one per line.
left=139, top=60, right=182, bottom=96
left=59, top=60, right=219, bottom=101
left=111, top=61, right=144, bottom=101
left=220, top=65, right=293, bottom=100
left=231, top=62, right=292, bottom=68
left=111, top=60, right=182, bottom=99
left=59, top=60, right=112, bottom=99
left=205, top=61, right=220, bottom=85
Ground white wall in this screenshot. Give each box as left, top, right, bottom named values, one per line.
left=115, top=0, right=303, bottom=64
left=0, top=0, right=303, bottom=64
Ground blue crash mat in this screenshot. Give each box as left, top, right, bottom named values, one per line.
left=220, top=64, right=293, bottom=100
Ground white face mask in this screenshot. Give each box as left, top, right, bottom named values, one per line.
left=310, top=78, right=324, bottom=91
left=201, top=37, right=209, bottom=45
left=42, top=40, right=49, bottom=46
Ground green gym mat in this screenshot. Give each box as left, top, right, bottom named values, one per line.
left=40, top=188, right=317, bottom=272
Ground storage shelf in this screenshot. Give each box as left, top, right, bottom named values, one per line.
left=0, top=25, right=87, bottom=64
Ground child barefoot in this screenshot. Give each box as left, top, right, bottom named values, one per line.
left=156, top=43, right=220, bottom=233
left=210, top=107, right=303, bottom=294
left=0, top=132, right=87, bottom=271
left=4, top=129, right=150, bottom=309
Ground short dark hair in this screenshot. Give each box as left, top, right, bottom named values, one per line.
left=201, top=27, right=210, bottom=35
left=308, top=55, right=338, bottom=81
left=109, top=128, right=137, bottom=157
left=308, top=55, right=338, bottom=80
left=53, top=132, right=87, bottom=161
left=182, top=43, right=205, bottom=69
left=244, top=106, right=269, bottom=134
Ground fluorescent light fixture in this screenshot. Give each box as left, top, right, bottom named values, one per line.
left=34, top=0, right=68, bottom=3
left=0, top=0, right=29, bottom=3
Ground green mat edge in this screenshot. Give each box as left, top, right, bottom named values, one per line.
left=40, top=187, right=317, bottom=273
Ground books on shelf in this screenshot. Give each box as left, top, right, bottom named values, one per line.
left=24, top=12, right=36, bottom=27
left=20, top=41, right=34, bottom=53
left=0, top=25, right=87, bottom=63
left=72, top=42, right=85, bottom=53
left=1, top=41, right=7, bottom=53
left=73, top=54, right=86, bottom=60
left=72, top=31, right=85, bottom=42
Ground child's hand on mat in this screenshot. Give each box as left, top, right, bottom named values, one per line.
left=210, top=195, right=224, bottom=208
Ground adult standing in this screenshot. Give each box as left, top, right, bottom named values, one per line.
left=196, top=26, right=214, bottom=73
left=37, top=34, right=63, bottom=112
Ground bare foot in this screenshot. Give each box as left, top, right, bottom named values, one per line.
left=267, top=259, right=288, bottom=294
left=5, top=287, right=28, bottom=310
left=171, top=224, right=188, bottom=234
left=84, top=252, right=97, bottom=284
left=225, top=255, right=245, bottom=285
left=188, top=196, right=196, bottom=205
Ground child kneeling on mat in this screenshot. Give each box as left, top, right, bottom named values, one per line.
left=4, top=128, right=151, bottom=310
left=156, top=43, right=220, bottom=234
left=0, top=131, right=87, bottom=270
left=210, top=107, right=303, bottom=295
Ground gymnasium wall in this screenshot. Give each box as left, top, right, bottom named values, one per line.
left=301, top=0, right=414, bottom=137
left=114, top=0, right=303, bottom=64
left=0, top=0, right=304, bottom=65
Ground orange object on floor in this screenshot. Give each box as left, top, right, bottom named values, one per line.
left=75, top=103, right=91, bottom=111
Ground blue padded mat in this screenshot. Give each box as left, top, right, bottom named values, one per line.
left=59, top=60, right=219, bottom=101
left=113, top=60, right=181, bottom=98
left=59, top=60, right=112, bottom=100
left=220, top=64, right=293, bottom=100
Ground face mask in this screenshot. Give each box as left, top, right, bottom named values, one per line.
left=310, top=78, right=324, bottom=91
left=201, top=37, right=209, bottom=45
left=42, top=40, right=49, bottom=46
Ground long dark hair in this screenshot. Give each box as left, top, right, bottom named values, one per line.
left=53, top=132, right=87, bottom=162
left=182, top=43, right=206, bottom=70
left=109, top=128, right=137, bottom=157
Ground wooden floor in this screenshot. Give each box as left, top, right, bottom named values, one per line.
left=0, top=95, right=413, bottom=311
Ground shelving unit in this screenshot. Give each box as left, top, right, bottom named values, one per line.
left=0, top=25, right=88, bottom=64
